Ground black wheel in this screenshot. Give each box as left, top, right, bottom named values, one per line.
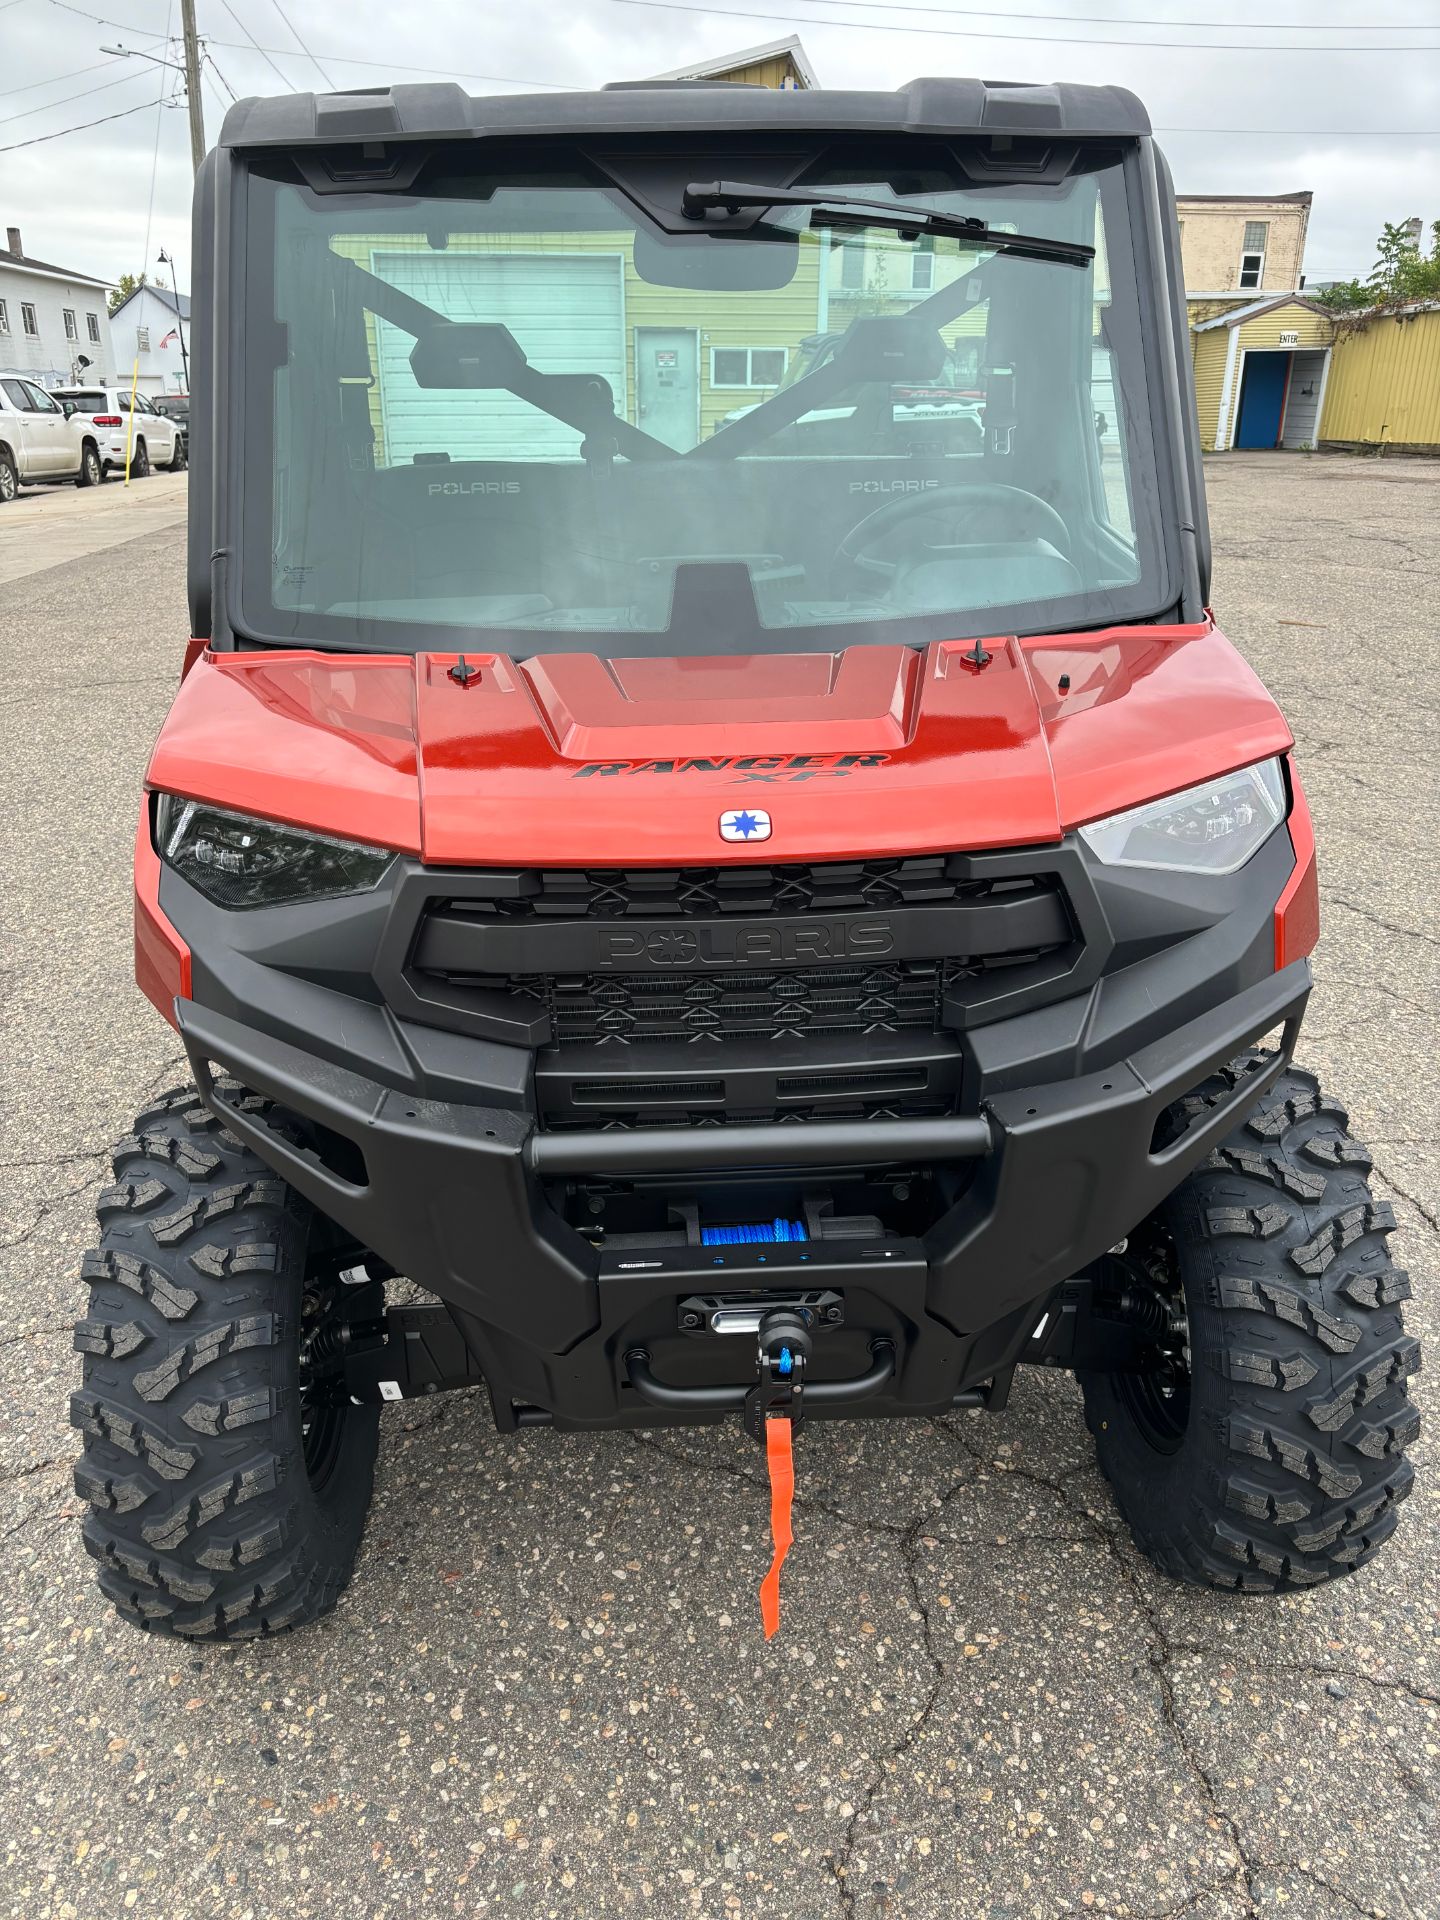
left=169, top=436, right=187, bottom=473
left=72, top=1083, right=382, bottom=1639
left=131, top=437, right=150, bottom=478
left=0, top=448, right=17, bottom=504
left=1079, top=1058, right=1420, bottom=1591
left=76, top=442, right=102, bottom=488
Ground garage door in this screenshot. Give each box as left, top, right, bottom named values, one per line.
left=372, top=252, right=626, bottom=465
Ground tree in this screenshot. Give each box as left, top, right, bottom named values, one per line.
left=107, top=271, right=146, bottom=315
left=1315, top=217, right=1440, bottom=316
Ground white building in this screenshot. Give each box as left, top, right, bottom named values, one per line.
left=0, top=226, right=116, bottom=386
left=108, top=282, right=192, bottom=394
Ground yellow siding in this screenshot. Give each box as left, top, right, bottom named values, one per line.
left=329, top=230, right=823, bottom=456
left=1234, top=305, right=1332, bottom=353
left=1191, top=327, right=1230, bottom=451
left=1320, top=308, right=1440, bottom=450
left=723, top=55, right=803, bottom=87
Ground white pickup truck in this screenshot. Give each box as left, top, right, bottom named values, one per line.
left=0, top=373, right=98, bottom=500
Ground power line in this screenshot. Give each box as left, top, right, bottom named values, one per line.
left=45, top=0, right=159, bottom=30
left=0, top=61, right=155, bottom=127
left=0, top=91, right=165, bottom=151
left=264, top=0, right=335, bottom=89
left=604, top=0, right=1440, bottom=51
left=201, top=37, right=569, bottom=88
left=216, top=0, right=302, bottom=90
left=187, top=40, right=1440, bottom=128
left=205, top=48, right=238, bottom=101
left=657, top=0, right=1440, bottom=29
left=140, top=0, right=177, bottom=273
left=0, top=55, right=126, bottom=101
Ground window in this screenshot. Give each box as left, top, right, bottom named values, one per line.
left=0, top=299, right=8, bottom=334
left=86, top=311, right=100, bottom=342
left=1239, top=219, right=1268, bottom=289
left=21, top=302, right=38, bottom=336
left=839, top=236, right=865, bottom=289
left=1, top=378, right=30, bottom=409
left=710, top=346, right=787, bottom=389
left=22, top=380, right=60, bottom=412
left=911, top=236, right=934, bottom=291
left=63, top=308, right=77, bottom=340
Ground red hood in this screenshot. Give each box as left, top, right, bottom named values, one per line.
left=148, top=623, right=1292, bottom=865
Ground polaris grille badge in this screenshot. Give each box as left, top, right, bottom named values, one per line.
left=720, top=808, right=772, bottom=843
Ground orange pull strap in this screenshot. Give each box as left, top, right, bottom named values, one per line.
left=759, top=1415, right=795, bottom=1639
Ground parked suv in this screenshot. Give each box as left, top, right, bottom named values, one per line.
left=148, top=391, right=190, bottom=456
left=48, top=385, right=187, bottom=479
left=0, top=373, right=96, bottom=498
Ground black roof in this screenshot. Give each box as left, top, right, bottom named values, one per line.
left=218, top=77, right=1151, bottom=149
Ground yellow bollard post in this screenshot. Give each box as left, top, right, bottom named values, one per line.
left=123, top=357, right=140, bottom=485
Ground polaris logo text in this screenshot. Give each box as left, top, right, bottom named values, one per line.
left=573, top=753, right=890, bottom=783
left=847, top=478, right=940, bottom=494
left=595, top=921, right=894, bottom=969
left=426, top=480, right=521, bottom=496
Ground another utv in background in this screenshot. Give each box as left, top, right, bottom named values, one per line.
left=73, top=74, right=1418, bottom=1641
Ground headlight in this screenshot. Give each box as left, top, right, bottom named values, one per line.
left=1079, top=758, right=1287, bottom=875
left=156, top=797, right=395, bottom=909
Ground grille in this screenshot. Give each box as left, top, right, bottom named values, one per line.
left=441, top=859, right=1044, bottom=921
left=540, top=1098, right=950, bottom=1132
left=507, top=961, right=952, bottom=1048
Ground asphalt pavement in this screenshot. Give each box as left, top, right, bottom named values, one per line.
left=1, top=454, right=1437, bottom=1919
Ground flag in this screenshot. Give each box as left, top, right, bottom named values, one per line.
left=159, top=329, right=178, bottom=348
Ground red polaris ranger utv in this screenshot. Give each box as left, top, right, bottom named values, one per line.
left=74, top=76, right=1419, bottom=1640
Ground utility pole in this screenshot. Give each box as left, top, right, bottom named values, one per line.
left=179, top=0, right=205, bottom=174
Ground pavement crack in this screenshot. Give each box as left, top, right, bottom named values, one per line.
left=0, top=1456, right=67, bottom=1487
left=826, top=1478, right=975, bottom=1918
left=0, top=1319, right=72, bottom=1349
left=929, top=1431, right=1264, bottom=1915
left=1367, top=1162, right=1439, bottom=1235
left=0, top=1164, right=106, bottom=1251
left=1320, top=894, right=1440, bottom=951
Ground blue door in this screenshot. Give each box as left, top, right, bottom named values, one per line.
left=1234, top=352, right=1291, bottom=449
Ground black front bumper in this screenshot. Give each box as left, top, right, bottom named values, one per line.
left=178, top=957, right=1310, bottom=1428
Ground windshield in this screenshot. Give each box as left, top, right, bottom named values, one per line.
left=239, top=144, right=1170, bottom=656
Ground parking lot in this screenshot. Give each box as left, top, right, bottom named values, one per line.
left=1, top=451, right=1436, bottom=1919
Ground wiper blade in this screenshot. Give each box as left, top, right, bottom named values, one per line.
left=681, top=181, right=1094, bottom=269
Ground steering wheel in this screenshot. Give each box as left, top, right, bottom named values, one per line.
left=835, top=482, right=1072, bottom=583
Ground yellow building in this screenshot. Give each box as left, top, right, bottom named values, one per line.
left=643, top=32, right=816, bottom=92
left=1318, top=304, right=1440, bottom=451
left=1190, top=295, right=1334, bottom=452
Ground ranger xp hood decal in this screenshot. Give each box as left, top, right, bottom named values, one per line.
left=574, top=753, right=890, bottom=781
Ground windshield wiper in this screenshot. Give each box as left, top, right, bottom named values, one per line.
left=681, top=181, right=1094, bottom=269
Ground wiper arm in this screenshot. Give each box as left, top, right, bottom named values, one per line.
left=681, top=181, right=1094, bottom=269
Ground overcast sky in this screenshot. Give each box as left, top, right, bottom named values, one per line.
left=3, top=0, right=1437, bottom=289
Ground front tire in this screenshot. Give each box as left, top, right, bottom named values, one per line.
left=72, top=1084, right=382, bottom=1639
left=76, top=443, right=102, bottom=488
left=1080, top=1059, right=1420, bottom=1591
left=131, top=437, right=150, bottom=478
left=169, top=436, right=188, bottom=472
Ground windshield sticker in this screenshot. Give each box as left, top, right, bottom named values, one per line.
left=573, top=754, right=890, bottom=783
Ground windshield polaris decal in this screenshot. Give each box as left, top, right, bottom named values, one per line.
left=426, top=479, right=521, bottom=496
left=573, top=753, right=891, bottom=782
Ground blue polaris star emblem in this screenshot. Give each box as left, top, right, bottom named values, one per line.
left=719, top=807, right=772, bottom=843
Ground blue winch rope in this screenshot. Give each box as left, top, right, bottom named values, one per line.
left=700, top=1217, right=808, bottom=1247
